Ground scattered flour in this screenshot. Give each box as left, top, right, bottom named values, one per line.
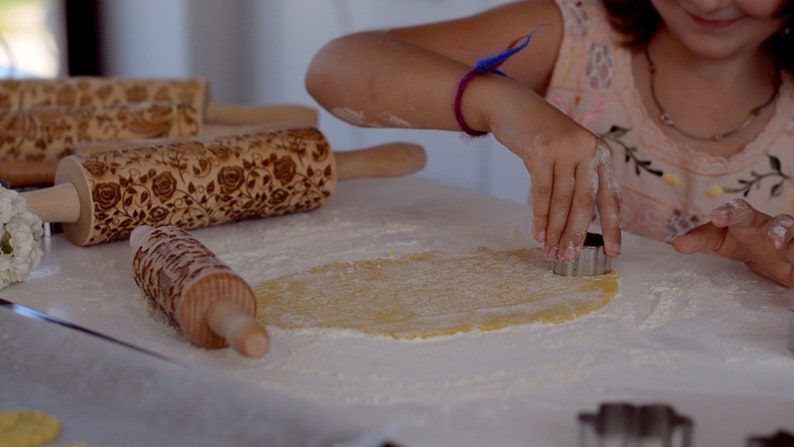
left=179, top=207, right=794, bottom=411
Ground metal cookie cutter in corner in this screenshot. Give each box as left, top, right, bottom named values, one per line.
left=552, top=232, right=612, bottom=277
left=578, top=402, right=694, bottom=447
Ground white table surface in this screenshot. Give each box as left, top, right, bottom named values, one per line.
left=2, top=175, right=793, bottom=447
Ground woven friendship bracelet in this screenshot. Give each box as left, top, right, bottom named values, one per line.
left=453, top=24, right=550, bottom=137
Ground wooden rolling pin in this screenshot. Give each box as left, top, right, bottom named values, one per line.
left=0, top=77, right=317, bottom=186
left=0, top=77, right=209, bottom=108
left=130, top=225, right=268, bottom=358
left=0, top=78, right=207, bottom=164
left=21, top=127, right=426, bottom=246
left=0, top=77, right=317, bottom=128
left=0, top=102, right=201, bottom=162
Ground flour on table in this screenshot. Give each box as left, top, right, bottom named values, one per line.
left=254, top=247, right=619, bottom=339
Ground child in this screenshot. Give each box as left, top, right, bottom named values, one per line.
left=305, top=0, right=794, bottom=286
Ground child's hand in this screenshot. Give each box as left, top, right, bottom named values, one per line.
left=485, top=85, right=622, bottom=262
left=672, top=199, right=794, bottom=287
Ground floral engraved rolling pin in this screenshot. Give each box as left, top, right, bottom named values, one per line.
left=131, top=225, right=268, bottom=358
left=0, top=77, right=318, bottom=186
left=18, top=127, right=426, bottom=246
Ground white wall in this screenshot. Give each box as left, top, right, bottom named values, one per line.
left=99, top=0, right=531, bottom=205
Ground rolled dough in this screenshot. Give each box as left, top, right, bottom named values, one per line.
left=254, top=247, right=619, bottom=339
left=0, top=411, right=60, bottom=447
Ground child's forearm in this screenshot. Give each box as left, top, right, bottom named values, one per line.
left=305, top=30, right=500, bottom=132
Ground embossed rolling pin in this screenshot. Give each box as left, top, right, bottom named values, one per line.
left=0, top=77, right=317, bottom=129
left=0, top=77, right=317, bottom=186
left=0, top=78, right=206, bottom=165
left=20, top=127, right=426, bottom=246
left=0, top=77, right=315, bottom=125
left=130, top=225, right=269, bottom=358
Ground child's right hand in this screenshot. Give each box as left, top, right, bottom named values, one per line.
left=472, top=76, right=622, bottom=261
left=304, top=0, right=622, bottom=262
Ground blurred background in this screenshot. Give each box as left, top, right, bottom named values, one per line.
left=0, top=0, right=531, bottom=205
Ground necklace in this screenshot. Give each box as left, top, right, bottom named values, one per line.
left=644, top=47, right=780, bottom=142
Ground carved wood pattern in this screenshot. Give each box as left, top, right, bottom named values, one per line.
left=75, top=127, right=336, bottom=245
left=0, top=78, right=207, bottom=161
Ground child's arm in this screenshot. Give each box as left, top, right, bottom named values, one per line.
left=305, top=0, right=621, bottom=261
left=672, top=200, right=794, bottom=287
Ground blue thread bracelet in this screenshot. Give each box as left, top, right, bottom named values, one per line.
left=453, top=24, right=549, bottom=137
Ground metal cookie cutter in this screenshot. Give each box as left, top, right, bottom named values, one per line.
left=578, top=402, right=694, bottom=447
left=552, top=232, right=612, bottom=277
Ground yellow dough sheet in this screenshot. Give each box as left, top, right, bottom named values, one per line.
left=254, top=247, right=619, bottom=339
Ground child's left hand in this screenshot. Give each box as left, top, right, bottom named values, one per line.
left=671, top=199, right=794, bottom=287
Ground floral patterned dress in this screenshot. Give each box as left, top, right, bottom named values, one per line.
left=547, top=0, right=794, bottom=243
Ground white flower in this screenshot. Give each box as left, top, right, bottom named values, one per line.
left=0, top=187, right=43, bottom=289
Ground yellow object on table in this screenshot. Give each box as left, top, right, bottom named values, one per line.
left=0, top=410, right=60, bottom=447
left=255, top=247, right=619, bottom=339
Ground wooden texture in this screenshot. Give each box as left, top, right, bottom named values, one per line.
left=21, top=182, right=81, bottom=224
left=0, top=160, right=59, bottom=187
left=56, top=127, right=337, bottom=246
left=335, top=143, right=426, bottom=180
left=0, top=103, right=202, bottom=162
left=130, top=225, right=269, bottom=357
left=0, top=78, right=317, bottom=183
left=21, top=127, right=425, bottom=246
left=0, top=77, right=207, bottom=162
left=0, top=77, right=208, bottom=109
left=205, top=102, right=318, bottom=128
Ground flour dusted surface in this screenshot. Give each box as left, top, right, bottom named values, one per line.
left=6, top=176, right=793, bottom=447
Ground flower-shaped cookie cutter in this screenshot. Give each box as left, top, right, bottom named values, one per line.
left=552, top=232, right=612, bottom=277
left=578, top=402, right=694, bottom=447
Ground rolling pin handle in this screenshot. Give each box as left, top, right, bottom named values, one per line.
left=335, top=143, right=427, bottom=180
left=206, top=300, right=270, bottom=358
left=21, top=182, right=81, bottom=224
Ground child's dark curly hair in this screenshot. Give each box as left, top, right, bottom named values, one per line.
left=601, top=0, right=794, bottom=71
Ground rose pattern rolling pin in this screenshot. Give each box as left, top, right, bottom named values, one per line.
left=20, top=127, right=426, bottom=246
left=130, top=225, right=269, bottom=358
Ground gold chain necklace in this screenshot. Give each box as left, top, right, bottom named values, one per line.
left=644, top=47, right=780, bottom=142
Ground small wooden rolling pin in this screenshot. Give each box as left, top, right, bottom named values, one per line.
left=130, top=225, right=268, bottom=358
left=21, top=127, right=426, bottom=246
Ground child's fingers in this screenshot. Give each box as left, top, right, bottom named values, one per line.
left=543, top=162, right=577, bottom=260
left=763, top=215, right=794, bottom=287
left=766, top=214, right=794, bottom=256
left=530, top=161, right=553, bottom=245
left=671, top=223, right=726, bottom=254
left=595, top=139, right=621, bottom=257
left=556, top=160, right=598, bottom=262
left=710, top=199, right=758, bottom=228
